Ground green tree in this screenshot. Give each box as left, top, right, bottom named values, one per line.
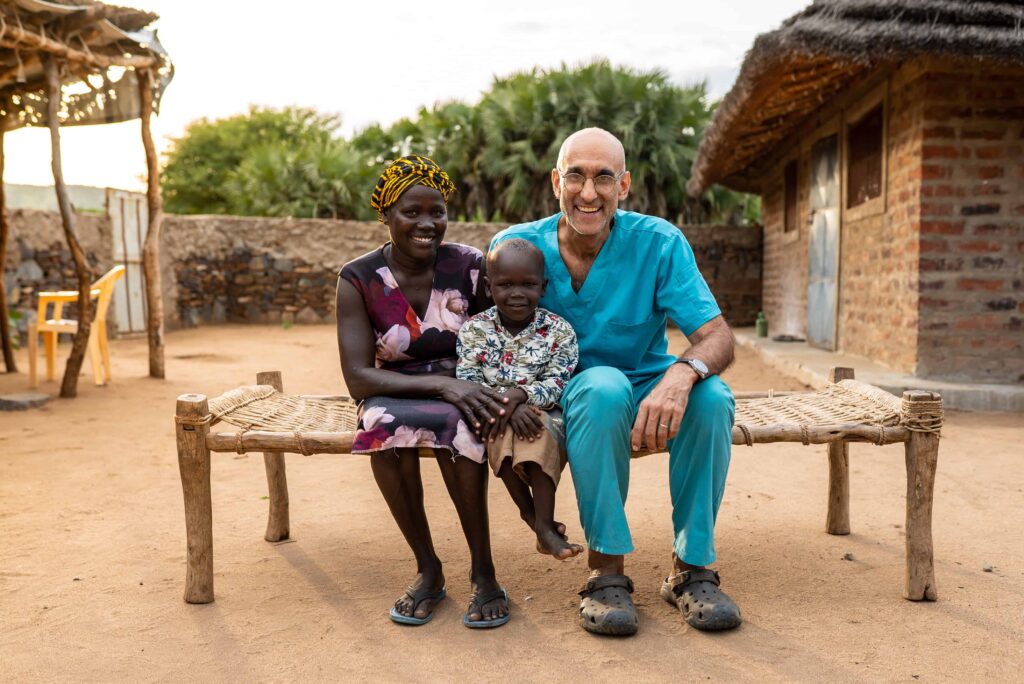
left=161, top=106, right=341, bottom=215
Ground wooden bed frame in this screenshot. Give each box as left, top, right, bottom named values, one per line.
left=175, top=367, right=941, bottom=605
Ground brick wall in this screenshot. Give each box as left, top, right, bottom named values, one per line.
left=914, top=67, right=1024, bottom=383
left=761, top=154, right=809, bottom=339
left=759, top=60, right=1022, bottom=384
left=837, top=68, right=922, bottom=372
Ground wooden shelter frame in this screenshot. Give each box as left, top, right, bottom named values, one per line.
left=0, top=0, right=171, bottom=396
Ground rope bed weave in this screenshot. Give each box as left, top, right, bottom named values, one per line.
left=207, top=379, right=942, bottom=448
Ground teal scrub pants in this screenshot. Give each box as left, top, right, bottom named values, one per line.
left=560, top=366, right=734, bottom=566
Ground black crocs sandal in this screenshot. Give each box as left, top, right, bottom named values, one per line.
left=661, top=569, right=742, bottom=631
left=578, top=574, right=638, bottom=636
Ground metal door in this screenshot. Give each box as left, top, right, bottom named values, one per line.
left=807, top=134, right=840, bottom=350
left=108, top=189, right=149, bottom=334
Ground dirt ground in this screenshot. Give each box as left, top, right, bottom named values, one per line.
left=2, top=324, right=1022, bottom=682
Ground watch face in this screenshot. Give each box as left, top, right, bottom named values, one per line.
left=686, top=358, right=708, bottom=377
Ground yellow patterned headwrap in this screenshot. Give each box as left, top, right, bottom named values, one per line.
left=370, top=155, right=456, bottom=222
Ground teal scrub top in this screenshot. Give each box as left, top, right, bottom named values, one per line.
left=491, top=210, right=721, bottom=387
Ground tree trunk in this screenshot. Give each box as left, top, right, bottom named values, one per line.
left=45, top=58, right=92, bottom=398
left=0, top=123, right=17, bottom=373
left=138, top=68, right=165, bottom=379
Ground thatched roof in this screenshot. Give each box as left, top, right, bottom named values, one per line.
left=687, top=0, right=1024, bottom=196
left=0, top=0, right=171, bottom=129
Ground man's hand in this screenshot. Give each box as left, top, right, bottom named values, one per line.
left=631, top=362, right=699, bottom=451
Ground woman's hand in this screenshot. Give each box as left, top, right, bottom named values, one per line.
left=480, top=388, right=528, bottom=443
left=438, top=377, right=509, bottom=431
left=509, top=404, right=545, bottom=441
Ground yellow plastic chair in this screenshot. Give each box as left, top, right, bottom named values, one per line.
left=27, top=265, right=126, bottom=389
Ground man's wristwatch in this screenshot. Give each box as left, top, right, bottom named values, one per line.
left=677, top=357, right=709, bottom=381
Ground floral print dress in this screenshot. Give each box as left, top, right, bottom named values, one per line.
left=339, top=243, right=486, bottom=462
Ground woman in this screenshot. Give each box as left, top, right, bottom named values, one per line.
left=336, top=155, right=511, bottom=628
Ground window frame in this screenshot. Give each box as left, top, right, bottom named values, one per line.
left=842, top=82, right=888, bottom=222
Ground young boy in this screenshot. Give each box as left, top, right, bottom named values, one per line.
left=456, top=238, right=583, bottom=560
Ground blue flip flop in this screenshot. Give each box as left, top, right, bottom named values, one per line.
left=463, top=588, right=511, bottom=629
left=389, top=586, right=446, bottom=626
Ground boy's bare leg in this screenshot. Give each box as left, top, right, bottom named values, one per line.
left=497, top=460, right=567, bottom=539
left=523, top=462, right=583, bottom=560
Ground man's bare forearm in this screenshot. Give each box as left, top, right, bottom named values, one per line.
left=681, top=315, right=735, bottom=377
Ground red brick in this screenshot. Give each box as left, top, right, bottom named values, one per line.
left=920, top=239, right=949, bottom=253
left=958, top=278, right=1004, bottom=292
left=972, top=184, right=1006, bottom=196
left=1014, top=205, right=1024, bottom=216
left=920, top=257, right=963, bottom=271
left=922, top=126, right=956, bottom=139
left=921, top=184, right=963, bottom=198
left=954, top=314, right=1003, bottom=330
left=960, top=240, right=1003, bottom=253
left=974, top=223, right=1016, bottom=237
left=975, top=145, right=1011, bottom=160
left=920, top=220, right=964, bottom=235
left=974, top=165, right=1004, bottom=180
left=962, top=128, right=1005, bottom=141
left=922, top=145, right=959, bottom=160
left=922, top=164, right=952, bottom=180
left=920, top=202, right=954, bottom=216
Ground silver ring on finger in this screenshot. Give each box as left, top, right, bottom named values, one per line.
left=659, top=421, right=671, bottom=429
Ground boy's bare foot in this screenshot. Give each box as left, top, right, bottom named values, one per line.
left=522, top=512, right=567, bottom=539
left=536, top=526, right=584, bottom=560
left=393, top=566, right=445, bottom=620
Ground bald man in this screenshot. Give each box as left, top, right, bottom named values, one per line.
left=491, top=128, right=741, bottom=636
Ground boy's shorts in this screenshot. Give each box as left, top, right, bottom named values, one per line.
left=486, top=407, right=567, bottom=486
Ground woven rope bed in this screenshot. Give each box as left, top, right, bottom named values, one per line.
left=175, top=367, right=943, bottom=606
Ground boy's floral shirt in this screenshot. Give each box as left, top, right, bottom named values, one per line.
left=456, top=306, right=578, bottom=408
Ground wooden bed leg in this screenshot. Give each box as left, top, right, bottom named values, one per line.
left=257, top=371, right=290, bottom=542
left=903, top=390, right=939, bottom=601
left=176, top=394, right=214, bottom=603
left=826, top=367, right=854, bottom=535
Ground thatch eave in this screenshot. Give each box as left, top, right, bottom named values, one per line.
left=688, top=0, right=1024, bottom=197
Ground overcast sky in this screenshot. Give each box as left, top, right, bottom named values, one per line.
left=3, top=0, right=808, bottom=190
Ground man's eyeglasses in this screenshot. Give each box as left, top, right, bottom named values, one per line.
left=559, top=171, right=626, bottom=194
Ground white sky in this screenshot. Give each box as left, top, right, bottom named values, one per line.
left=3, top=0, right=808, bottom=190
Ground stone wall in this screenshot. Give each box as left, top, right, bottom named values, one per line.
left=2, top=208, right=112, bottom=340
left=161, top=216, right=761, bottom=329
left=3, top=210, right=762, bottom=335
left=680, top=224, right=762, bottom=326
left=160, top=217, right=507, bottom=328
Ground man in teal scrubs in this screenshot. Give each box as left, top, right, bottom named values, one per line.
left=491, top=128, right=741, bottom=636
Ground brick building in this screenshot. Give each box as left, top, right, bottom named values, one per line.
left=688, top=0, right=1023, bottom=385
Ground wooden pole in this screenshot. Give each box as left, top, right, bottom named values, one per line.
left=0, top=119, right=17, bottom=372
left=45, top=58, right=92, bottom=399
left=138, top=69, right=165, bottom=379
left=825, top=367, right=854, bottom=534
left=903, top=390, right=940, bottom=601
left=257, top=371, right=290, bottom=542
left=176, top=393, right=214, bottom=603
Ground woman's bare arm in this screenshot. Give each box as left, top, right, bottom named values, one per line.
left=335, top=277, right=508, bottom=428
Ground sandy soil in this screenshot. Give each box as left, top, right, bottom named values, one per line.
left=1, top=324, right=1021, bottom=682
